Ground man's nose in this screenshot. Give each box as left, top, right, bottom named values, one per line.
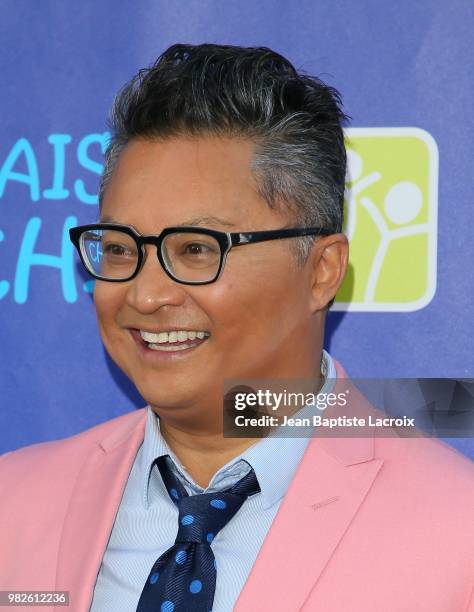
left=124, top=246, right=187, bottom=313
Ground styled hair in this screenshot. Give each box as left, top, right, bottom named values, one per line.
left=100, top=43, right=348, bottom=264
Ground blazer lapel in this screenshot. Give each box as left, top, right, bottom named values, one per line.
left=53, top=366, right=386, bottom=612
left=234, top=392, right=385, bottom=612
left=55, top=409, right=147, bottom=612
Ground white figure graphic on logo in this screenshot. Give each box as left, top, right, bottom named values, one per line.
left=345, top=148, right=429, bottom=303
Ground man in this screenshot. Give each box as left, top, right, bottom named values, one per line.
left=0, top=44, right=473, bottom=612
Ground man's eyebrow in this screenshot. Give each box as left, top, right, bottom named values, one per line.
left=98, top=215, right=237, bottom=228
left=177, top=216, right=237, bottom=228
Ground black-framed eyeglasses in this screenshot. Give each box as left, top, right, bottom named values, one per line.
left=69, top=223, right=332, bottom=285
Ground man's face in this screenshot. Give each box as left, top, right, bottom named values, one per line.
left=95, top=136, right=320, bottom=431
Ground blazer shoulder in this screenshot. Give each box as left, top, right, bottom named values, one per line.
left=0, top=408, right=148, bottom=540
left=378, top=433, right=473, bottom=472
left=0, top=407, right=148, bottom=479
left=375, top=434, right=474, bottom=507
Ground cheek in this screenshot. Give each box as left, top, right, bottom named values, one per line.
left=93, top=284, right=123, bottom=331
left=207, top=259, right=305, bottom=343
left=93, top=284, right=134, bottom=376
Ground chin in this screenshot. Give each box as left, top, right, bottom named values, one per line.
left=135, top=378, right=200, bottom=409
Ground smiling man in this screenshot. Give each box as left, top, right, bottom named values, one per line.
left=1, top=44, right=473, bottom=612
left=87, top=132, right=343, bottom=488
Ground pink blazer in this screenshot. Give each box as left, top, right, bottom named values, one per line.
left=1, top=383, right=473, bottom=611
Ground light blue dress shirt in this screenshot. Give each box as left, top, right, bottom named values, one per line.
left=90, top=350, right=337, bottom=612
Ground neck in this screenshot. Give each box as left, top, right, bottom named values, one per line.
left=155, top=350, right=326, bottom=488
left=158, top=420, right=258, bottom=488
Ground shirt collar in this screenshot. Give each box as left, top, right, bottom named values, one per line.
left=139, top=349, right=337, bottom=510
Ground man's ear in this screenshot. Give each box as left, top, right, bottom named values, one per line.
left=308, top=233, right=349, bottom=312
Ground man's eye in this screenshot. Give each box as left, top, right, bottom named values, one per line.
left=183, top=243, right=215, bottom=256
left=104, top=243, right=132, bottom=257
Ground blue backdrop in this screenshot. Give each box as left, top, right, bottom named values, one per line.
left=1, top=1, right=472, bottom=458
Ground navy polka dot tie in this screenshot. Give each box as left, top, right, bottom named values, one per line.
left=136, top=455, right=261, bottom=612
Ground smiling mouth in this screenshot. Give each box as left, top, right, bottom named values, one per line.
left=131, top=329, right=211, bottom=353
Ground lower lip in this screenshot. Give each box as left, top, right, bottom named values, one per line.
left=130, top=330, right=209, bottom=361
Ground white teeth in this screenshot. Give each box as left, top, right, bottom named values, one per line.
left=140, top=331, right=160, bottom=343
left=139, top=329, right=209, bottom=344
left=148, top=343, right=192, bottom=352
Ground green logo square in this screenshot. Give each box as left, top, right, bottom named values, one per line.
left=334, top=128, right=438, bottom=311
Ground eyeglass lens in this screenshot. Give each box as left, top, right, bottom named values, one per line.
left=80, top=228, right=222, bottom=282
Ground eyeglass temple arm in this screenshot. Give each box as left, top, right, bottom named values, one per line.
left=230, top=227, right=331, bottom=246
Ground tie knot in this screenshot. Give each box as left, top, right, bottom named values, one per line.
left=156, top=456, right=260, bottom=545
